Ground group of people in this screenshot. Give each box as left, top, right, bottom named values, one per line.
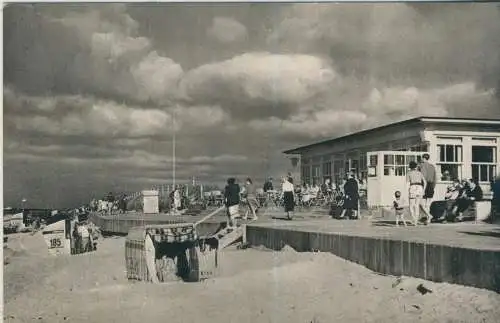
left=394, top=153, right=487, bottom=227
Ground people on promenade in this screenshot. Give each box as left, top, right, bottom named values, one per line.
left=243, top=178, right=259, bottom=221
left=419, top=153, right=437, bottom=224
left=454, top=178, right=483, bottom=222
left=339, top=171, right=359, bottom=219
left=407, top=161, right=426, bottom=226
left=282, top=176, right=295, bottom=220
left=224, top=178, right=241, bottom=228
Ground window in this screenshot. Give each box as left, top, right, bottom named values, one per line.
left=472, top=146, right=497, bottom=182
left=312, top=165, right=320, bottom=185
left=333, top=160, right=344, bottom=184
left=301, top=165, right=311, bottom=185
left=322, top=161, right=332, bottom=180
left=383, top=154, right=406, bottom=176
left=437, top=144, right=463, bottom=180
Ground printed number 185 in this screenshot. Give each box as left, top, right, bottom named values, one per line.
left=50, top=238, right=62, bottom=248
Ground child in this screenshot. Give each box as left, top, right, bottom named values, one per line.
left=393, top=191, right=409, bottom=227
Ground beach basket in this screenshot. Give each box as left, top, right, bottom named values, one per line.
left=125, top=223, right=218, bottom=283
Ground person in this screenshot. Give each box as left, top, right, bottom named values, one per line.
left=173, top=186, right=182, bottom=212
left=321, top=178, right=332, bottom=199
left=106, top=192, right=115, bottom=215
left=393, top=190, right=409, bottom=227
left=118, top=194, right=127, bottom=214
left=263, top=177, right=274, bottom=192
left=224, top=178, right=241, bottom=228
left=407, top=161, right=426, bottom=226
left=454, top=178, right=483, bottom=222
left=243, top=178, right=259, bottom=221
left=282, top=176, right=295, bottom=220
left=339, top=172, right=359, bottom=219
left=78, top=222, right=91, bottom=252
left=441, top=170, right=452, bottom=181
left=419, top=154, right=437, bottom=224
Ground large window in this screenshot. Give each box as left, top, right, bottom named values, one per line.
left=472, top=146, right=497, bottom=182
left=437, top=144, right=463, bottom=180
left=301, top=164, right=311, bottom=185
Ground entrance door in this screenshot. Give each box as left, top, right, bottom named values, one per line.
left=366, top=151, right=424, bottom=207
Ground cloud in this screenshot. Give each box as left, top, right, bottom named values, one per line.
left=267, top=3, right=500, bottom=89
left=3, top=3, right=500, bottom=208
left=207, top=17, right=248, bottom=43
left=4, top=4, right=183, bottom=105
left=179, top=52, right=337, bottom=118
left=4, top=87, right=228, bottom=138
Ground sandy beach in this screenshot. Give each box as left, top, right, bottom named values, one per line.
left=3, top=232, right=500, bottom=323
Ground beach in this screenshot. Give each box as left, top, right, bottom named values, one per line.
left=3, top=232, right=500, bottom=323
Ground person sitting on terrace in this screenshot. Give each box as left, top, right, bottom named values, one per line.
left=441, top=170, right=452, bottom=181
left=453, top=178, right=483, bottom=222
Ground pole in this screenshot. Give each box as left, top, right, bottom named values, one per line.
left=173, top=107, right=176, bottom=189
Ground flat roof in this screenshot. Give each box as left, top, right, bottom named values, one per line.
left=283, top=116, right=500, bottom=154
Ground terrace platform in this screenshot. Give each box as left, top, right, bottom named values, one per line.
left=246, top=214, right=500, bottom=293
left=90, top=208, right=500, bottom=292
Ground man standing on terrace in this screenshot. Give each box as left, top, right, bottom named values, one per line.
left=419, top=153, right=437, bottom=224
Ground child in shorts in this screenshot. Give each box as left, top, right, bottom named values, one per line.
left=393, top=190, right=409, bottom=227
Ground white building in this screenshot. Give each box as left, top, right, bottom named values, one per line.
left=284, top=116, right=500, bottom=207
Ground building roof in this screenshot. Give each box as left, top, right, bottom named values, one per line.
left=283, top=116, right=500, bottom=154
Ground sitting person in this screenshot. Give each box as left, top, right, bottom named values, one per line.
left=437, top=179, right=463, bottom=221
left=453, top=178, right=483, bottom=222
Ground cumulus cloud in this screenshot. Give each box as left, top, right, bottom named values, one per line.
left=207, top=17, right=248, bottom=43
left=4, top=4, right=184, bottom=105
left=179, top=52, right=337, bottom=118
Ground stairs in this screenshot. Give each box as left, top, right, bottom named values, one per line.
left=214, top=225, right=244, bottom=250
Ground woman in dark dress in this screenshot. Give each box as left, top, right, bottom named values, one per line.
left=282, top=177, right=295, bottom=220
left=339, top=172, right=359, bottom=219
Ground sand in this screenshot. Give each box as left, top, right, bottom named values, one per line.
left=3, top=232, right=500, bottom=323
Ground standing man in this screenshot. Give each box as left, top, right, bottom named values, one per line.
left=419, top=153, right=437, bottom=224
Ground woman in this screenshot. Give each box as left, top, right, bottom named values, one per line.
left=282, top=177, right=295, bottom=220
left=406, top=161, right=426, bottom=226
left=224, top=178, right=240, bottom=228
left=339, top=172, right=359, bottom=219
left=244, top=178, right=259, bottom=221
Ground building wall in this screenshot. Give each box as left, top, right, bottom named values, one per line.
left=424, top=127, right=500, bottom=184
left=299, top=122, right=426, bottom=185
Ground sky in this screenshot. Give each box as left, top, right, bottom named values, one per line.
left=3, top=2, right=500, bottom=208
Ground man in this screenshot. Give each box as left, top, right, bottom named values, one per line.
left=263, top=177, right=274, bottom=192
left=419, top=153, right=437, bottom=224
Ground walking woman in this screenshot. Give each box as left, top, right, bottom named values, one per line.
left=244, top=178, right=259, bottom=221
left=282, top=176, right=295, bottom=220
left=407, top=161, right=426, bottom=226
left=224, top=178, right=241, bottom=228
